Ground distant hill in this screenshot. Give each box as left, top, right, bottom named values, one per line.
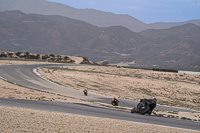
left=135, top=23, right=200, bottom=67
left=0, top=0, right=145, bottom=32
left=146, top=20, right=200, bottom=31
left=0, top=10, right=200, bottom=69
left=0, top=10, right=101, bottom=54
left=0, top=0, right=200, bottom=32
left=0, top=10, right=142, bottom=59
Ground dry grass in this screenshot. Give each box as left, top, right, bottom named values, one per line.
left=38, top=66, right=200, bottom=111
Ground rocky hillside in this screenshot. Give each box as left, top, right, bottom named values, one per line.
left=0, top=10, right=200, bottom=69
left=0, top=10, right=101, bottom=55
left=0, top=10, right=142, bottom=62
left=136, top=23, right=200, bottom=67
left=0, top=51, right=75, bottom=63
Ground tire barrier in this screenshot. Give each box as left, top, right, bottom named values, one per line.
left=153, top=68, right=178, bottom=73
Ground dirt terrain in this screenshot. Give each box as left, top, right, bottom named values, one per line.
left=38, top=66, right=200, bottom=111
left=1, top=106, right=199, bottom=133
left=0, top=60, right=53, bottom=65
left=0, top=60, right=200, bottom=132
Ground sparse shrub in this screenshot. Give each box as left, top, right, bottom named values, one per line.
left=167, top=115, right=176, bottom=118
left=50, top=54, right=55, bottom=57
left=157, top=114, right=165, bottom=117
left=64, top=56, right=69, bottom=60
left=181, top=117, right=192, bottom=120
left=15, top=52, right=22, bottom=56
left=7, top=52, right=13, bottom=57
left=0, top=53, right=7, bottom=57
left=168, top=111, right=178, bottom=114
left=102, top=60, right=109, bottom=66
left=42, top=55, right=49, bottom=60
left=181, top=117, right=187, bottom=120
left=25, top=52, right=30, bottom=58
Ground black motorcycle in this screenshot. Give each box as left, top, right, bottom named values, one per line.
left=131, top=98, right=156, bottom=115
left=83, top=90, right=87, bottom=96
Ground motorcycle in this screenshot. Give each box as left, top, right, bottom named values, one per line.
left=131, top=98, right=157, bottom=115
left=111, top=98, right=119, bottom=106
left=83, top=89, right=87, bottom=96
left=131, top=101, right=150, bottom=115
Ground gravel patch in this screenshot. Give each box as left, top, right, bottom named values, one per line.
left=0, top=106, right=199, bottom=133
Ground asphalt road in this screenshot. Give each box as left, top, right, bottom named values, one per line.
left=0, top=64, right=200, bottom=131
left=1, top=98, right=200, bottom=131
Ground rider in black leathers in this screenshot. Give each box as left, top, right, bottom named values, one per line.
left=131, top=98, right=157, bottom=115
left=83, top=89, right=88, bottom=96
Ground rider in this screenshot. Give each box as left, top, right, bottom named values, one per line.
left=148, top=98, right=157, bottom=115
left=111, top=96, right=119, bottom=105
left=131, top=98, right=157, bottom=115
left=83, top=89, right=87, bottom=95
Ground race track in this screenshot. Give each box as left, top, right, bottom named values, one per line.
left=0, top=64, right=200, bottom=131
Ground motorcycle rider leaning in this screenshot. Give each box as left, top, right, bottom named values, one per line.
left=111, top=96, right=119, bottom=106
left=83, top=89, right=88, bottom=96
left=131, top=98, right=157, bottom=115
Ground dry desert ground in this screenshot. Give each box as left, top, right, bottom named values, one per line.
left=0, top=60, right=200, bottom=133
left=38, top=65, right=200, bottom=111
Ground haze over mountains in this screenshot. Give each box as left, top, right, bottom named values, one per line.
left=0, top=10, right=200, bottom=69
left=1, top=0, right=200, bottom=32
left=0, top=0, right=200, bottom=69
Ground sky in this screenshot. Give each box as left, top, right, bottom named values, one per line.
left=47, top=0, right=200, bottom=24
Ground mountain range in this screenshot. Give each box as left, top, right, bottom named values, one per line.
left=0, top=10, right=200, bottom=69
left=0, top=0, right=200, bottom=32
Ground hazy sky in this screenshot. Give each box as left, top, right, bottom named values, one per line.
left=47, top=0, right=200, bottom=24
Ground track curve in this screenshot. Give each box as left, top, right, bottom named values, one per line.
left=0, top=64, right=200, bottom=131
